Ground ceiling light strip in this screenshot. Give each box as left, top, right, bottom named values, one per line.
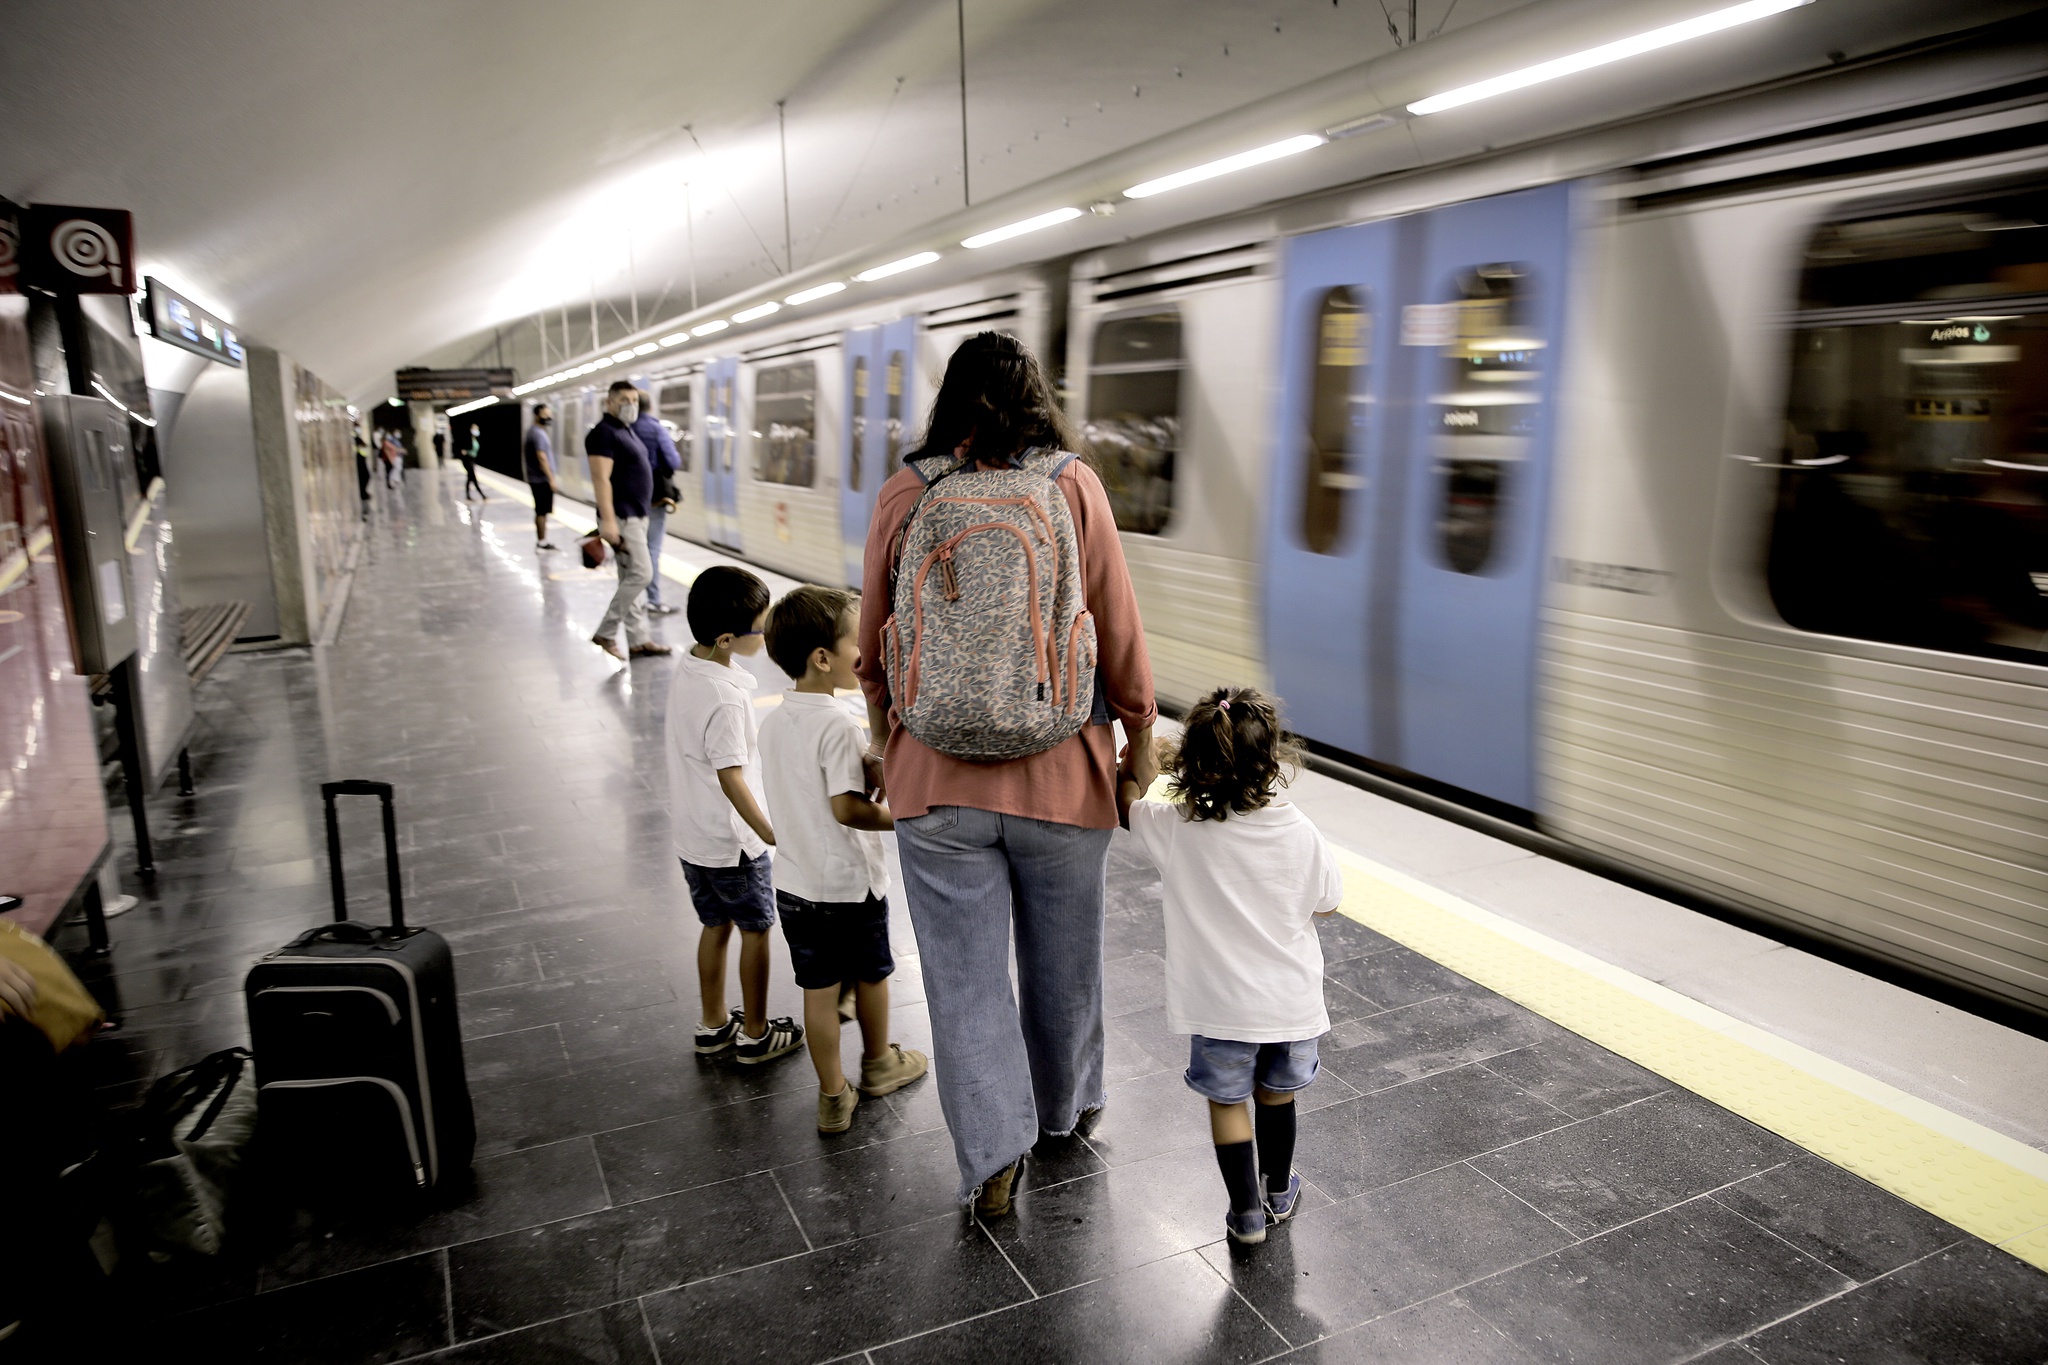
left=855, top=251, right=941, bottom=282
left=962, top=207, right=1083, bottom=249
left=1123, top=135, right=1326, bottom=200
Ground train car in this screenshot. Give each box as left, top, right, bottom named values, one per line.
left=527, top=15, right=2048, bottom=1017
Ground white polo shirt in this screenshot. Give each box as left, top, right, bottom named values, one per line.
left=665, top=652, right=769, bottom=868
left=1125, top=799, right=1342, bottom=1043
left=758, top=690, right=888, bottom=904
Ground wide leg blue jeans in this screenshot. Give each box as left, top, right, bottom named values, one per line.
left=894, top=805, right=1112, bottom=1202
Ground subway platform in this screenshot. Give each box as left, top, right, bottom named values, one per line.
left=58, top=468, right=2048, bottom=1364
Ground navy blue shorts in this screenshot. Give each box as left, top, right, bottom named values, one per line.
left=681, top=853, right=776, bottom=933
left=1184, top=1035, right=1321, bottom=1105
left=775, top=891, right=894, bottom=990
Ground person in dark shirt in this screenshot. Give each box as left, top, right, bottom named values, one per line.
left=460, top=424, right=486, bottom=501
left=585, top=380, right=670, bottom=660
left=432, top=429, right=446, bottom=466
left=632, top=388, right=683, bottom=616
left=523, top=404, right=559, bottom=549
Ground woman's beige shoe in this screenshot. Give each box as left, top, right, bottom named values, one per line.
left=817, top=1083, right=859, bottom=1134
left=858, top=1044, right=929, bottom=1097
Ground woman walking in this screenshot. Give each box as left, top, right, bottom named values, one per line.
left=855, top=332, right=1156, bottom=1214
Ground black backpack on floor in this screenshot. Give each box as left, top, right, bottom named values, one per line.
left=244, top=781, right=473, bottom=1193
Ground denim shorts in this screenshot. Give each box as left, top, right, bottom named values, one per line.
left=775, top=891, right=894, bottom=990
left=681, top=853, right=776, bottom=933
left=1184, top=1035, right=1322, bottom=1105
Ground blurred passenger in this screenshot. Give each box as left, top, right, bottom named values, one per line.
left=378, top=431, right=403, bottom=488
left=855, top=331, right=1157, bottom=1215
left=668, top=565, right=804, bottom=1067
left=353, top=428, right=373, bottom=510
left=460, top=423, right=486, bottom=501
left=759, top=586, right=928, bottom=1133
left=1118, top=687, right=1340, bottom=1247
left=432, top=428, right=446, bottom=467
left=584, top=380, right=670, bottom=659
left=523, top=403, right=560, bottom=550
left=632, top=388, right=682, bottom=616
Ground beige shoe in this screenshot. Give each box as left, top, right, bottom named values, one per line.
left=858, top=1043, right=929, bottom=1097
left=975, top=1155, right=1024, bottom=1218
left=817, top=1083, right=859, bottom=1134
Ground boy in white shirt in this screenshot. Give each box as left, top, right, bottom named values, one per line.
left=667, top=566, right=803, bottom=1066
left=759, top=586, right=929, bottom=1133
left=1119, top=686, right=1343, bottom=1246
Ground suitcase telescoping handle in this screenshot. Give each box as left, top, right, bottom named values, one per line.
left=322, top=780, right=405, bottom=928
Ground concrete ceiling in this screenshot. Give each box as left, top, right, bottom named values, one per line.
left=0, top=0, right=1540, bottom=403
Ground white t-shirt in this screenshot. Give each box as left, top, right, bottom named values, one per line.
left=665, top=653, right=770, bottom=867
left=758, top=690, right=889, bottom=904
left=1125, top=799, right=1343, bottom=1043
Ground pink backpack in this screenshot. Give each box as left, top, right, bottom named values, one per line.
left=883, top=449, right=1096, bottom=761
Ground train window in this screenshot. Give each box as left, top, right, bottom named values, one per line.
left=849, top=356, right=868, bottom=492
left=752, top=361, right=816, bottom=486
left=1430, top=264, right=1541, bottom=574
left=1768, top=184, right=2048, bottom=665
left=1302, top=286, right=1370, bottom=554
left=657, top=382, right=693, bottom=473
left=884, top=351, right=905, bottom=477
left=1085, top=311, right=1181, bottom=535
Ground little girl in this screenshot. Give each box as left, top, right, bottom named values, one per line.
left=1120, top=686, right=1344, bottom=1246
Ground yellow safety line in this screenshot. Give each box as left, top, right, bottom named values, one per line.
left=476, top=468, right=699, bottom=588
left=1330, top=843, right=2048, bottom=1271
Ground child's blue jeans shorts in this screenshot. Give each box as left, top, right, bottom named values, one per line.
left=681, top=852, right=776, bottom=933
left=1184, top=1034, right=1322, bottom=1105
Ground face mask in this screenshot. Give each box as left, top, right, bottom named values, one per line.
left=615, top=402, right=639, bottom=424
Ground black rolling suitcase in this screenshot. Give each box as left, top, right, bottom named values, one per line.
left=245, top=781, right=474, bottom=1193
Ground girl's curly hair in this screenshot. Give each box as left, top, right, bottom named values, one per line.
left=1161, top=686, right=1302, bottom=822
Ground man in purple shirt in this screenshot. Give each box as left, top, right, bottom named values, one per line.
left=632, top=388, right=683, bottom=616
left=584, top=380, right=670, bottom=660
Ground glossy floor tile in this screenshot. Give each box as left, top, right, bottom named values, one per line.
left=52, top=475, right=2048, bottom=1364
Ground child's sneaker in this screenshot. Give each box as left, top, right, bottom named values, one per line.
left=694, top=1007, right=744, bottom=1055
left=817, top=1083, right=859, bottom=1134
left=1225, top=1206, right=1269, bottom=1246
left=857, top=1044, right=929, bottom=1097
left=1265, top=1171, right=1303, bottom=1224
left=734, top=1016, right=804, bottom=1064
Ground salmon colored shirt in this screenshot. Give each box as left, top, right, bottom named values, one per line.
left=856, top=456, right=1156, bottom=830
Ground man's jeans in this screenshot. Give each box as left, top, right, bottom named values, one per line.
left=644, top=504, right=668, bottom=606
left=596, top=515, right=652, bottom=647
left=894, top=806, right=1112, bottom=1202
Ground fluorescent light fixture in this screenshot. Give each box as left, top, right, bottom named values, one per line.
left=592, top=357, right=614, bottom=369
left=387, top=396, right=403, bottom=406
left=610, top=349, right=636, bottom=362
left=855, top=251, right=941, bottom=282
left=692, top=319, right=730, bottom=336
left=1407, top=0, right=1813, bottom=116
left=733, top=302, right=782, bottom=323
left=633, top=342, right=658, bottom=355
left=1123, top=135, right=1325, bottom=199
left=785, top=281, right=847, bottom=305
left=447, top=395, right=498, bottom=417
left=658, top=332, right=689, bottom=346
left=962, top=206, right=1083, bottom=249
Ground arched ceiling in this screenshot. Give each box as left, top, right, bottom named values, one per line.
left=0, top=0, right=1536, bottom=402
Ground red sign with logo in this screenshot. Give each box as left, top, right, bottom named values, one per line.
left=19, top=204, right=136, bottom=295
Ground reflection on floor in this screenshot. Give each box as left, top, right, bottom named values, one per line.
left=62, top=472, right=2048, bottom=1363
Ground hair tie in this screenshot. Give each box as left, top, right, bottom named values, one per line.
left=1217, top=698, right=1231, bottom=712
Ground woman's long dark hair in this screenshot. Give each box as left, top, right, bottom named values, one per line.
left=1163, top=686, right=1302, bottom=822
left=909, top=331, right=1085, bottom=467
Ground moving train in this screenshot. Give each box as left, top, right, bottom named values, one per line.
left=532, top=12, right=2048, bottom=1018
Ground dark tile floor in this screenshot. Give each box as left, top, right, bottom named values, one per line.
left=59, top=475, right=2048, bottom=1363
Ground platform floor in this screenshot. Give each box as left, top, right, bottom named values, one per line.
left=64, top=471, right=2048, bottom=1363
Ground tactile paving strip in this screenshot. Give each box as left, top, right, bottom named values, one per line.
left=1330, top=845, right=2048, bottom=1272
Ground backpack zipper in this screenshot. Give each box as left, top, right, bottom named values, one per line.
left=911, top=523, right=1049, bottom=703
left=929, top=493, right=1065, bottom=704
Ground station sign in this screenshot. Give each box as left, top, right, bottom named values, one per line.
left=145, top=277, right=243, bottom=367
left=394, top=367, right=515, bottom=403
left=18, top=203, right=136, bottom=295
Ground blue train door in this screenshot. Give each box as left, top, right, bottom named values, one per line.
left=704, top=355, right=741, bottom=552
left=1263, top=222, right=1401, bottom=757
left=839, top=327, right=879, bottom=586
left=1392, top=182, right=1571, bottom=810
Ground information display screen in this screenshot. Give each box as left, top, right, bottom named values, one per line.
left=145, top=277, right=243, bottom=366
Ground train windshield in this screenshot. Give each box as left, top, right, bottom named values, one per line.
left=753, top=361, right=817, bottom=486
left=1429, top=264, right=1540, bottom=575
left=1086, top=310, right=1181, bottom=535
left=1302, top=285, right=1370, bottom=554
left=658, top=379, right=692, bottom=472
left=1768, top=183, right=2048, bottom=665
